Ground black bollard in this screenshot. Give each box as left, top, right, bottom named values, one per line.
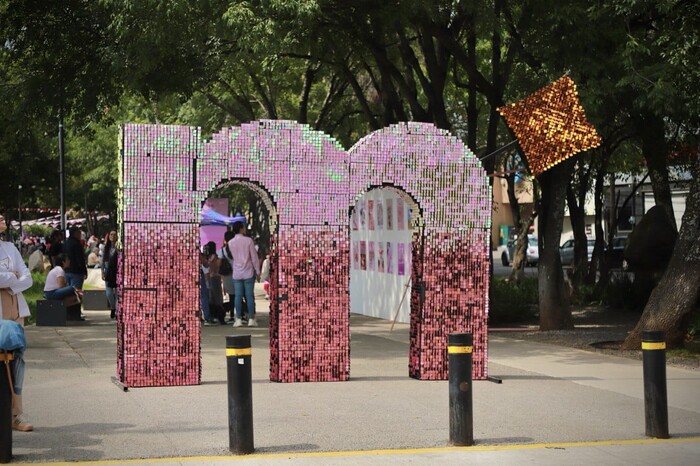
left=448, top=333, right=473, bottom=446
left=0, top=354, right=13, bottom=464
left=226, top=335, right=254, bottom=454
left=642, top=330, right=669, bottom=439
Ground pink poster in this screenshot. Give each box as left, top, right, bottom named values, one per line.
left=200, top=198, right=229, bottom=248
left=396, top=198, right=405, bottom=230
left=386, top=242, right=393, bottom=274
left=376, top=200, right=384, bottom=230
left=397, top=243, right=405, bottom=275
left=360, top=241, right=367, bottom=270
left=368, top=241, right=376, bottom=271
left=358, top=200, right=366, bottom=230
left=377, top=242, right=385, bottom=273
left=368, top=200, right=375, bottom=230
left=406, top=242, right=412, bottom=274
left=352, top=241, right=359, bottom=269
left=386, top=199, right=393, bottom=230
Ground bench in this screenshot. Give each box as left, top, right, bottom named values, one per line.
left=82, top=290, right=110, bottom=311
left=35, top=298, right=83, bottom=326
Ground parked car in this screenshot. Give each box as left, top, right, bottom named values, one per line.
left=559, top=239, right=595, bottom=266
left=501, top=235, right=539, bottom=267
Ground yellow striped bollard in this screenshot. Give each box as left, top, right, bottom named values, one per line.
left=448, top=333, right=473, bottom=446
left=642, top=330, right=669, bottom=439
left=226, top=335, right=254, bottom=454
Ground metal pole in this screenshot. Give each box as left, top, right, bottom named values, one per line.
left=448, top=333, right=473, bottom=446
left=642, top=330, right=669, bottom=439
left=58, top=112, right=66, bottom=232
left=17, top=185, right=22, bottom=242
left=226, top=335, right=254, bottom=454
left=0, top=354, right=14, bottom=463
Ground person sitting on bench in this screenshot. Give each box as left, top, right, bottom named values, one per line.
left=43, top=254, right=82, bottom=302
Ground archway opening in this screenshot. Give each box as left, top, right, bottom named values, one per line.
left=198, top=178, right=278, bottom=371
left=349, top=185, right=423, bottom=378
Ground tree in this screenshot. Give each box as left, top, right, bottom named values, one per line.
left=618, top=0, right=700, bottom=347
left=622, top=152, right=700, bottom=348
left=537, top=159, right=575, bottom=330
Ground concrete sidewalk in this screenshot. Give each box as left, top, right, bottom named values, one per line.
left=8, top=291, right=700, bottom=464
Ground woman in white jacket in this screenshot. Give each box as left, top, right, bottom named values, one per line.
left=0, top=213, right=33, bottom=431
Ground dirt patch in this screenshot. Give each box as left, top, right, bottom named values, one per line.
left=493, top=305, right=700, bottom=371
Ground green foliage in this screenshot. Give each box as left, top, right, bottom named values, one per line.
left=489, top=277, right=538, bottom=325
left=23, top=224, right=53, bottom=239
left=686, top=310, right=700, bottom=342
left=571, top=283, right=597, bottom=306
left=24, top=271, right=47, bottom=323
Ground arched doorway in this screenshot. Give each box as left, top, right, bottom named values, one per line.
left=201, top=179, right=278, bottom=326
left=350, top=186, right=423, bottom=322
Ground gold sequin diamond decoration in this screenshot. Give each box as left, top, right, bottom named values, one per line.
left=498, top=76, right=602, bottom=177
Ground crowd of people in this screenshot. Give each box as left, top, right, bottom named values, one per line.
left=13, top=227, right=121, bottom=319
left=200, top=221, right=270, bottom=328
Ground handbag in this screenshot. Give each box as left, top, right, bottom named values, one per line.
left=219, top=248, right=233, bottom=276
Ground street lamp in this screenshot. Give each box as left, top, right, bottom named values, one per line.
left=18, top=184, right=22, bottom=242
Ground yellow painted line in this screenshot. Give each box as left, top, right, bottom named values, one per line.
left=448, top=345, right=473, bottom=354
left=226, top=348, right=252, bottom=356
left=20, top=437, right=700, bottom=465
left=642, top=342, right=666, bottom=350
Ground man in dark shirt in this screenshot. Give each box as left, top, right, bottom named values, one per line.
left=47, top=229, right=63, bottom=268
left=63, top=227, right=88, bottom=289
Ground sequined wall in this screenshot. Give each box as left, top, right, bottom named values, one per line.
left=118, top=120, right=490, bottom=387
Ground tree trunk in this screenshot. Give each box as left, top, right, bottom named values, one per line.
left=509, top=212, right=535, bottom=285
left=537, top=159, right=574, bottom=330
left=566, top=176, right=588, bottom=289
left=622, top=153, right=700, bottom=349
left=635, top=111, right=676, bottom=231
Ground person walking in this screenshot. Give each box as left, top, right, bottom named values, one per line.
left=63, top=227, right=88, bottom=289
left=0, top=213, right=34, bottom=431
left=227, top=222, right=260, bottom=328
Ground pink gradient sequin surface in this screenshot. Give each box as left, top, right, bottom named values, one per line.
left=118, top=121, right=490, bottom=387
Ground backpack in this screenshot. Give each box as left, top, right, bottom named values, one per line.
left=219, top=247, right=233, bottom=276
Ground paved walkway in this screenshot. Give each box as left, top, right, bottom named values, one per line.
left=8, top=289, right=700, bottom=464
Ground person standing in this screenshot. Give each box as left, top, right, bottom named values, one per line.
left=219, top=230, right=236, bottom=322
left=227, top=222, right=260, bottom=328
left=260, top=254, right=270, bottom=299
left=0, top=213, right=33, bottom=431
left=46, top=229, right=63, bottom=268
left=199, top=249, right=214, bottom=325
left=104, top=246, right=120, bottom=320
left=205, top=241, right=226, bottom=325
left=102, top=230, right=117, bottom=278
left=63, top=227, right=87, bottom=289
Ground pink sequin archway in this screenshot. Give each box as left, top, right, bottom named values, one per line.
left=118, top=120, right=490, bottom=387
